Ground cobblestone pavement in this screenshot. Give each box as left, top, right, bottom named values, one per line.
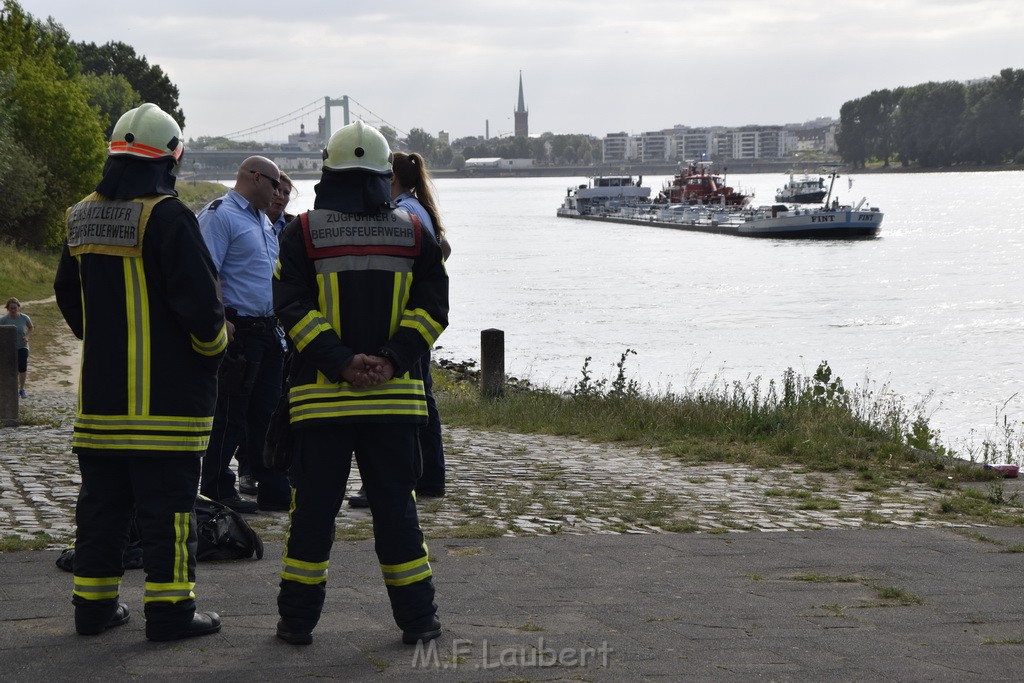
left=1, top=390, right=988, bottom=547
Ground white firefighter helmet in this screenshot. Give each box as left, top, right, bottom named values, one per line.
left=108, top=103, right=184, bottom=172
left=322, top=120, right=392, bottom=174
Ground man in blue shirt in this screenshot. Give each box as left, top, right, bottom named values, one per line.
left=198, top=157, right=291, bottom=513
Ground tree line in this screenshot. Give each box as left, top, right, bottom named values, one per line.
left=395, top=129, right=601, bottom=171
left=837, top=68, right=1024, bottom=168
left=192, top=126, right=603, bottom=173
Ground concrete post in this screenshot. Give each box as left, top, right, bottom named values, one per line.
left=480, top=328, right=505, bottom=398
left=0, top=325, right=18, bottom=426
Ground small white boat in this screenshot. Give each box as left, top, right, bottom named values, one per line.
left=775, top=174, right=827, bottom=204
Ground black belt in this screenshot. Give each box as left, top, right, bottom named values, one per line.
left=234, top=315, right=277, bottom=332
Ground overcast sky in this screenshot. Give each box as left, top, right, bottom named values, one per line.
left=19, top=0, right=1024, bottom=142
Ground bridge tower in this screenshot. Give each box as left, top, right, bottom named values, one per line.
left=323, top=96, right=350, bottom=140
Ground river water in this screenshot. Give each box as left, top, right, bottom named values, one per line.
left=282, top=170, right=1024, bottom=451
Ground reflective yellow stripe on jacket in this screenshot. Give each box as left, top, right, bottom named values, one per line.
left=72, top=414, right=214, bottom=452
left=288, top=380, right=427, bottom=424
left=191, top=324, right=228, bottom=357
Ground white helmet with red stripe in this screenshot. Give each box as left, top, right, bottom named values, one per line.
left=108, top=103, right=184, bottom=173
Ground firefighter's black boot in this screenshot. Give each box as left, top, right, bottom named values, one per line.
left=74, top=598, right=130, bottom=635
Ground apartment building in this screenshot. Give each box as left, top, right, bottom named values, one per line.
left=604, top=121, right=836, bottom=163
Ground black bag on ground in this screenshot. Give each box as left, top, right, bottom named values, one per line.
left=195, top=495, right=264, bottom=561
left=56, top=499, right=263, bottom=570
left=55, top=513, right=144, bottom=572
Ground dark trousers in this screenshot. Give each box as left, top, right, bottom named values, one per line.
left=201, top=327, right=289, bottom=504
left=277, top=424, right=437, bottom=633
left=417, top=351, right=446, bottom=492
left=73, top=453, right=201, bottom=634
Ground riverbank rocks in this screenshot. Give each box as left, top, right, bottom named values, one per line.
left=0, top=390, right=993, bottom=547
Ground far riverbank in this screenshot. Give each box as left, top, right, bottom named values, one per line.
left=185, top=155, right=1024, bottom=182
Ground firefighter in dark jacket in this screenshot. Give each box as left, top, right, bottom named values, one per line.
left=53, top=103, right=228, bottom=641
left=272, top=121, right=449, bottom=646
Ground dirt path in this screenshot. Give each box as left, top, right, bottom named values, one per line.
left=21, top=296, right=80, bottom=394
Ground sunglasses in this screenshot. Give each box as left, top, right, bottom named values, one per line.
left=249, top=170, right=281, bottom=191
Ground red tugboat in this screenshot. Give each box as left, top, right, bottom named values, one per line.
left=658, top=161, right=752, bottom=207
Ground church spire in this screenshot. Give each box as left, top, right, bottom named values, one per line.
left=514, top=71, right=529, bottom=138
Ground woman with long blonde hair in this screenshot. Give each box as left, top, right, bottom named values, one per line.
left=391, top=152, right=451, bottom=259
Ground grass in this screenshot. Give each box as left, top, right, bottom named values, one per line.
left=791, top=573, right=923, bottom=607
left=428, top=353, right=1024, bottom=530
left=0, top=243, right=61, bottom=303
left=0, top=533, right=64, bottom=552
left=175, top=180, right=229, bottom=213
left=435, top=357, right=1008, bottom=494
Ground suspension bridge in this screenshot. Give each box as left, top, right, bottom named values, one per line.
left=185, top=95, right=408, bottom=179
left=214, top=95, right=406, bottom=144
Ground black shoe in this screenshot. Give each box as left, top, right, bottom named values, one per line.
left=218, top=495, right=259, bottom=514
left=76, top=602, right=130, bottom=635
left=258, top=499, right=290, bottom=512
left=276, top=619, right=313, bottom=645
left=239, top=475, right=257, bottom=496
left=146, top=611, right=222, bottom=641
left=402, top=617, right=442, bottom=645
left=416, top=487, right=446, bottom=499
left=348, top=487, right=369, bottom=508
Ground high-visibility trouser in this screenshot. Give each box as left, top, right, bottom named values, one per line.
left=277, top=424, right=437, bottom=633
left=73, top=452, right=201, bottom=628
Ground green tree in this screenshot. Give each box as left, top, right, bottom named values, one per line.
left=893, top=82, right=965, bottom=167
left=0, top=0, right=106, bottom=247
left=0, top=1, right=78, bottom=77
left=190, top=135, right=263, bottom=151
left=563, top=143, right=578, bottom=164
left=531, top=134, right=551, bottom=164
left=379, top=125, right=399, bottom=150
left=0, top=72, right=48, bottom=243
left=859, top=89, right=901, bottom=167
left=74, top=40, right=185, bottom=129
left=958, top=69, right=1024, bottom=164
left=836, top=100, right=868, bottom=168
left=80, top=71, right=141, bottom=137
left=405, top=127, right=438, bottom=163
left=436, top=143, right=453, bottom=167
